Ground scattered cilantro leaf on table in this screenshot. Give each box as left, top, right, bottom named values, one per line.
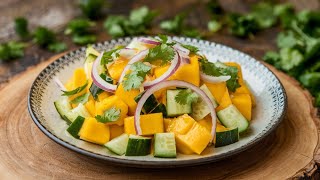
left=95, top=107, right=121, bottom=123
left=48, top=42, right=67, bottom=53
left=79, top=0, right=106, bottom=20
left=175, top=89, right=198, bottom=105
left=0, top=41, right=26, bottom=61
left=14, top=17, right=30, bottom=39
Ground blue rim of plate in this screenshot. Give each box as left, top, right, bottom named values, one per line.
left=27, top=36, right=287, bottom=168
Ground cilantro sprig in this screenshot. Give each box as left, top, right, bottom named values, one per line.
left=95, top=107, right=121, bottom=123
left=144, top=35, right=175, bottom=64
left=175, top=89, right=198, bottom=105
left=100, top=46, right=123, bottom=65
left=181, top=44, right=199, bottom=54
left=62, top=81, right=88, bottom=96
left=123, top=62, right=151, bottom=91
left=70, top=93, right=90, bottom=104
left=200, top=57, right=240, bottom=92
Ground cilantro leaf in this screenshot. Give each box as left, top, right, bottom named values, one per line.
left=181, top=44, right=199, bottom=54
left=228, top=14, right=259, bottom=38
left=48, top=42, right=67, bottom=53
left=79, top=0, right=106, bottom=20
left=33, top=27, right=56, bottom=47
left=62, top=81, right=88, bottom=96
left=72, top=34, right=96, bottom=45
left=208, top=20, right=222, bottom=33
left=65, top=19, right=95, bottom=35
left=95, top=107, right=121, bottom=123
left=70, top=93, right=90, bottom=104
left=14, top=17, right=30, bottom=39
left=144, top=43, right=175, bottom=64
left=123, top=62, right=151, bottom=91
left=251, top=2, right=277, bottom=29
left=200, top=57, right=240, bottom=92
left=0, top=41, right=26, bottom=62
left=160, top=13, right=186, bottom=34
left=100, top=47, right=123, bottom=65
left=175, top=89, right=198, bottom=105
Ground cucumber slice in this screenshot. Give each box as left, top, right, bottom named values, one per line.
left=134, top=92, right=158, bottom=114
left=217, top=104, right=249, bottom=133
left=85, top=46, right=100, bottom=57
left=105, top=134, right=129, bottom=155
left=54, top=96, right=73, bottom=124
left=215, top=127, right=239, bottom=147
left=67, top=116, right=85, bottom=139
left=125, top=135, right=151, bottom=156
left=154, top=133, right=176, bottom=158
left=65, top=103, right=91, bottom=122
left=191, top=84, right=218, bottom=120
left=152, top=103, right=167, bottom=117
left=166, top=89, right=192, bottom=117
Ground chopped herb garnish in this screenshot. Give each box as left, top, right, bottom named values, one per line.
left=123, top=62, right=151, bottom=91
left=175, top=89, right=198, bottom=105
left=70, top=93, right=90, bottom=104
left=14, top=17, right=30, bottom=39
left=48, top=42, right=67, bottom=53
left=95, top=107, right=121, bottom=123
left=62, top=81, right=88, bottom=96
left=144, top=35, right=175, bottom=64
left=200, top=57, right=240, bottom=92
left=100, top=46, right=123, bottom=65
left=79, top=0, right=106, bottom=20
left=0, top=41, right=26, bottom=61
left=181, top=44, right=199, bottom=54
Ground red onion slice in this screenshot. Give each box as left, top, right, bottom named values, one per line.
left=54, top=77, right=67, bottom=91
left=173, top=43, right=190, bottom=57
left=200, top=73, right=231, bottom=83
left=118, top=49, right=149, bottom=83
left=134, top=80, right=217, bottom=142
left=91, top=52, right=117, bottom=92
left=143, top=51, right=181, bottom=88
left=139, top=38, right=161, bottom=45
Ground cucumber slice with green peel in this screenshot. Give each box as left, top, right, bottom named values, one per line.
left=105, top=134, right=129, bottom=155
left=54, top=96, right=73, bottom=124
left=154, top=133, right=176, bottom=158
left=67, top=116, right=85, bottom=139
left=85, top=46, right=100, bottom=57
left=65, top=103, right=91, bottom=122
left=217, top=104, right=249, bottom=133
left=191, top=84, right=218, bottom=120
left=152, top=103, right=167, bottom=117
left=215, top=128, right=239, bottom=147
left=134, top=92, right=158, bottom=114
left=125, top=135, right=151, bottom=156
left=166, top=89, right=192, bottom=117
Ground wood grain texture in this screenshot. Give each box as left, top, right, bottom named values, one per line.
left=0, top=54, right=319, bottom=179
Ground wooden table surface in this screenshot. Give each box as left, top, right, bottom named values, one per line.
left=1, top=0, right=320, bottom=179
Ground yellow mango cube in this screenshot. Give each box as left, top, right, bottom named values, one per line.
left=79, top=117, right=110, bottom=145
left=167, top=114, right=212, bottom=155
left=95, top=95, right=128, bottom=126
left=205, top=82, right=227, bottom=103
left=108, top=57, right=129, bottom=81
left=231, top=94, right=252, bottom=120
left=215, top=89, right=232, bottom=112
left=176, top=123, right=212, bottom=155
left=84, top=98, right=96, bottom=116
left=115, top=83, right=140, bottom=115
left=110, top=125, right=124, bottom=140
left=124, top=113, right=164, bottom=135
left=65, top=68, right=88, bottom=101
left=97, top=91, right=111, bottom=101
left=169, top=55, right=200, bottom=86
left=163, top=118, right=172, bottom=131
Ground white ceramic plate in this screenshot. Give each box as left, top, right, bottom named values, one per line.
left=28, top=37, right=287, bottom=168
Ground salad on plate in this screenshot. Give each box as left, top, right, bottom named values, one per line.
left=54, top=35, right=255, bottom=158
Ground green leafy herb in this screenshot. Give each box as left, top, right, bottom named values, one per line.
left=0, top=41, right=26, bottom=61
left=14, top=17, right=29, bottom=39
left=200, top=57, right=240, bottom=92
left=181, top=44, right=199, bottom=54
left=65, top=19, right=95, bottom=35
left=33, top=27, right=56, bottom=47
left=48, top=42, right=67, bottom=53
left=100, top=46, right=123, bottom=65
left=79, top=0, right=106, bottom=20
left=206, top=0, right=224, bottom=16
left=95, top=107, right=121, bottom=123
left=62, top=81, right=88, bottom=96
left=103, top=6, right=157, bottom=38
left=144, top=43, right=175, bottom=64
left=70, top=93, right=90, bottom=104
left=228, top=14, right=259, bottom=38
left=175, top=89, right=198, bottom=105
left=123, top=62, right=151, bottom=91
left=160, top=13, right=186, bottom=34
left=72, top=34, right=96, bottom=45
left=251, top=2, right=277, bottom=29
left=274, top=3, right=295, bottom=28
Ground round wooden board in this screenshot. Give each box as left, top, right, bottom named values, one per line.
left=0, top=54, right=319, bottom=179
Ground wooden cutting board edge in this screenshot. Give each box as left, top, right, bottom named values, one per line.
left=1, top=53, right=320, bottom=179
